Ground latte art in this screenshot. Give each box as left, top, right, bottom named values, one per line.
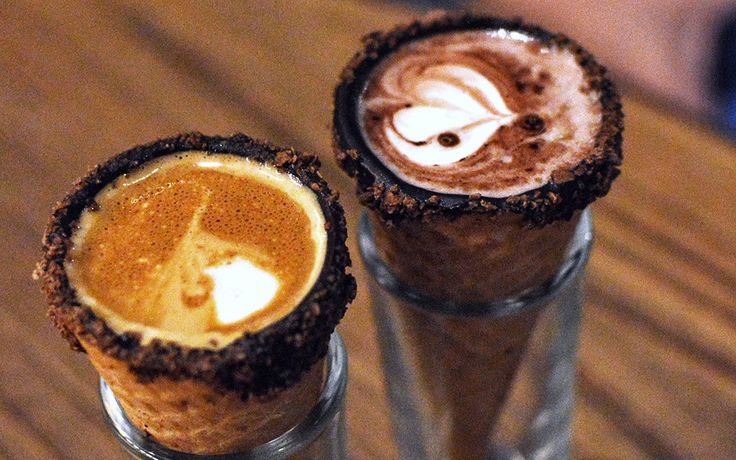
left=376, top=63, right=516, bottom=166
left=360, top=30, right=602, bottom=198
left=66, top=153, right=328, bottom=348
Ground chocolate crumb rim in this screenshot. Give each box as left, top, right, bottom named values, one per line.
left=34, top=132, right=356, bottom=400
left=333, top=11, right=623, bottom=226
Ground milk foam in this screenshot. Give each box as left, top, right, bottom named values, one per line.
left=66, top=153, right=327, bottom=349
left=206, top=258, right=280, bottom=325
left=360, top=30, right=602, bottom=198
left=375, top=64, right=515, bottom=167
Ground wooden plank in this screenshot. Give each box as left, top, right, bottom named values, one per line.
left=573, top=393, right=650, bottom=460
left=0, top=308, right=125, bottom=459
left=577, top=293, right=736, bottom=457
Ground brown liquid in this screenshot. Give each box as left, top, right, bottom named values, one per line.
left=66, top=152, right=326, bottom=348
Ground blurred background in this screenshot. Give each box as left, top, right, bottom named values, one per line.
left=2, top=1, right=735, bottom=459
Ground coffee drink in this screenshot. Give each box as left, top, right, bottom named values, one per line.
left=66, top=152, right=327, bottom=349
left=35, top=134, right=356, bottom=454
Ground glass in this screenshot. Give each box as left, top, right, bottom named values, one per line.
left=360, top=210, right=593, bottom=459
left=99, top=333, right=348, bottom=460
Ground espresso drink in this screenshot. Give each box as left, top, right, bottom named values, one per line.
left=35, top=134, right=356, bottom=454
left=334, top=13, right=622, bottom=459
left=66, top=152, right=327, bottom=349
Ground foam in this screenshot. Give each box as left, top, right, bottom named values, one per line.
left=206, top=258, right=280, bottom=325
left=65, top=152, right=327, bottom=349
left=359, top=30, right=602, bottom=198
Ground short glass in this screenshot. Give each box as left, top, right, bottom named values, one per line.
left=359, top=210, right=593, bottom=459
left=99, top=332, right=348, bottom=460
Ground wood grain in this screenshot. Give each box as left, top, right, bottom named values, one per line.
left=2, top=1, right=735, bottom=459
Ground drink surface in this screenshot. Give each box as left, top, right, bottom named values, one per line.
left=66, top=152, right=327, bottom=349
left=359, top=30, right=602, bottom=198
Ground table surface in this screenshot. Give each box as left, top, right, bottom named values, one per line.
left=2, top=2, right=735, bottom=459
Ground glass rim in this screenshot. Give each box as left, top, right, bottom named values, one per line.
left=99, top=332, right=348, bottom=459
left=358, top=209, right=594, bottom=318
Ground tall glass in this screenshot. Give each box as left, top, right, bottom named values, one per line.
left=99, top=333, right=348, bottom=460
left=360, top=211, right=593, bottom=459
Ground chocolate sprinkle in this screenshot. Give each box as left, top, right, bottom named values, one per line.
left=332, top=11, right=623, bottom=226
left=520, top=114, right=546, bottom=134
left=438, top=132, right=461, bottom=147
left=34, top=133, right=356, bottom=400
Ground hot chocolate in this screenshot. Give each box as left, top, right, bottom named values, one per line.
left=359, top=30, right=602, bottom=198
left=334, top=13, right=622, bottom=460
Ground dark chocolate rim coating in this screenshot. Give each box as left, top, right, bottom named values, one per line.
left=333, top=12, right=623, bottom=226
left=34, top=132, right=356, bottom=399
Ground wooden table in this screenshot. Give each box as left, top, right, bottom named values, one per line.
left=2, top=2, right=735, bottom=459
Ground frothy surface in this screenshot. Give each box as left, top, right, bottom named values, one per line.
left=66, top=152, right=327, bottom=349
left=360, top=30, right=602, bottom=197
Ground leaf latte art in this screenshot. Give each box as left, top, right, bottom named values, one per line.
left=374, top=61, right=517, bottom=167
left=359, top=30, right=602, bottom=198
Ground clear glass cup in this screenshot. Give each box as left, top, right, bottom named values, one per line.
left=99, top=332, right=348, bottom=460
left=359, top=210, right=593, bottom=460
